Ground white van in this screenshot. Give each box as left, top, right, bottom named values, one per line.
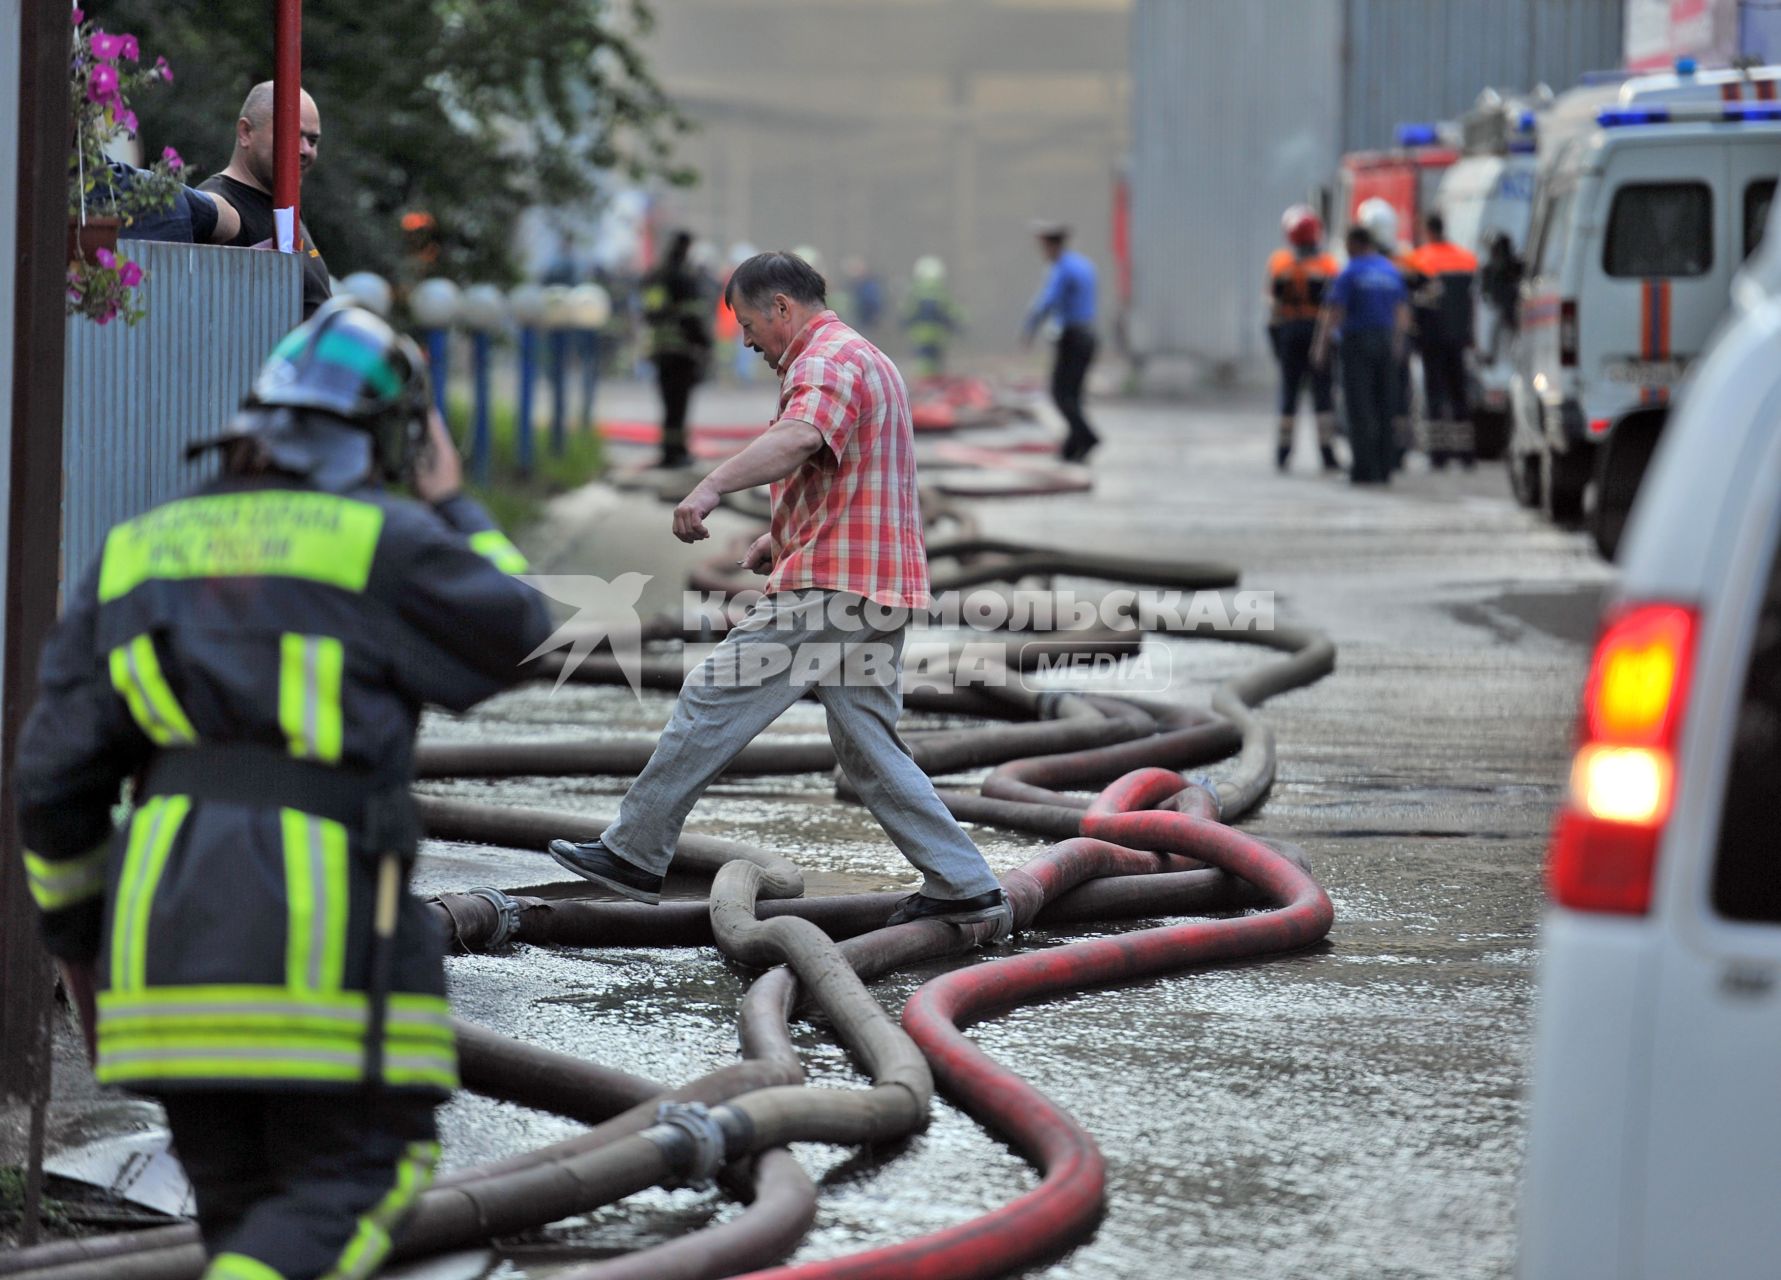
left=1507, top=65, right=1781, bottom=558
left=1519, top=190, right=1781, bottom=1280
left=1434, top=140, right=1538, bottom=458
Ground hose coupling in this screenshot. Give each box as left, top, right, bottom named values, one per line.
left=1186, top=774, right=1224, bottom=820
left=642, top=1101, right=729, bottom=1190
left=464, top=886, right=522, bottom=949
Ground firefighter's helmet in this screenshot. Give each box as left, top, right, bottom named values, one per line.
left=1282, top=205, right=1323, bottom=249
left=248, top=298, right=433, bottom=483
left=1357, top=198, right=1400, bottom=253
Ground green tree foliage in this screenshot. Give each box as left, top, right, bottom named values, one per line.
left=103, top=0, right=691, bottom=281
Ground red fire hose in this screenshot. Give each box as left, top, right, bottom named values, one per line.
left=733, top=770, right=1334, bottom=1280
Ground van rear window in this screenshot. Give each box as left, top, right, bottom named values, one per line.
left=1604, top=183, right=1712, bottom=278
left=1712, top=540, right=1781, bottom=923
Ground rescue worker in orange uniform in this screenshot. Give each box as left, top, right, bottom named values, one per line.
left=1406, top=212, right=1481, bottom=468
left=1265, top=206, right=1342, bottom=472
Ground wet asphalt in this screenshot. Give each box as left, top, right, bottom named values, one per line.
left=412, top=381, right=1616, bottom=1280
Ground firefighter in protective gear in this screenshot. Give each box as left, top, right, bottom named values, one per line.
left=642, top=229, right=714, bottom=469
left=1266, top=206, right=1342, bottom=472
left=1406, top=212, right=1480, bottom=467
left=15, top=299, right=552, bottom=1280
left=1357, top=198, right=1420, bottom=469
left=903, top=255, right=963, bottom=379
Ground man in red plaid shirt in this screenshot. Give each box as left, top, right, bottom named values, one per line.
left=550, top=252, right=1009, bottom=931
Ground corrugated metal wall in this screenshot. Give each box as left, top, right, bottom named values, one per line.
left=1129, top=0, right=1622, bottom=370
left=1129, top=0, right=1343, bottom=369
left=63, top=242, right=301, bottom=578
left=1341, top=0, right=1625, bottom=153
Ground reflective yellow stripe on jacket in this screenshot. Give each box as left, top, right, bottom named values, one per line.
left=22, top=843, right=109, bottom=912
left=95, top=986, right=457, bottom=1090
left=109, top=634, right=197, bottom=745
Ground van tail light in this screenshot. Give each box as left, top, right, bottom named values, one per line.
left=1559, top=299, right=1580, bottom=368
left=1548, top=603, right=1698, bottom=915
left=1588, top=417, right=1612, bottom=437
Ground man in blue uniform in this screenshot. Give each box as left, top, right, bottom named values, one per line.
left=1022, top=222, right=1101, bottom=463
left=15, top=300, right=551, bottom=1280
left=1314, top=228, right=1410, bottom=485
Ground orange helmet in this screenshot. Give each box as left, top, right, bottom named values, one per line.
left=1282, top=205, right=1323, bottom=249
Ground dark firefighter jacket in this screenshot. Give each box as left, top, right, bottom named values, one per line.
left=15, top=475, right=551, bottom=1098
left=642, top=265, right=713, bottom=362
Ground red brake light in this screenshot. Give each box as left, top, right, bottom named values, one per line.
left=1547, top=603, right=1698, bottom=915
left=1588, top=417, right=1612, bottom=437
left=1559, top=299, right=1579, bottom=368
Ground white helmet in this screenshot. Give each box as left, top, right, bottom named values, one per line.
left=913, top=255, right=947, bottom=284
left=1357, top=198, right=1399, bottom=252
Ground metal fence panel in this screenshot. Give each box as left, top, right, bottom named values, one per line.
left=62, top=242, right=301, bottom=579
left=1341, top=0, right=1625, bottom=153
left=1130, top=0, right=1344, bottom=368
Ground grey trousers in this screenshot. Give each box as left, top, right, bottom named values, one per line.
left=601, top=589, right=1002, bottom=900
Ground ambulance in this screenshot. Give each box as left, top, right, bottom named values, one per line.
left=1507, top=63, right=1781, bottom=557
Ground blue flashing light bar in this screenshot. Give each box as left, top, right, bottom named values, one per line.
left=1598, top=103, right=1781, bottom=127
left=1395, top=122, right=1440, bottom=147
left=1598, top=107, right=1670, bottom=126
left=1507, top=139, right=1538, bottom=154
left=1517, top=110, right=1537, bottom=133
left=1676, top=56, right=1698, bottom=75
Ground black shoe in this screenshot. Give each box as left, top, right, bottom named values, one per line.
left=1319, top=445, right=1341, bottom=472
left=1275, top=445, right=1291, bottom=472
left=657, top=450, right=691, bottom=470
left=886, top=888, right=1011, bottom=930
left=1062, top=436, right=1101, bottom=465
left=1430, top=451, right=1449, bottom=471
left=1459, top=452, right=1476, bottom=471
left=546, top=838, right=664, bottom=904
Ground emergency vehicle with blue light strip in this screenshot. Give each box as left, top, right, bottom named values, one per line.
left=1507, top=62, right=1781, bottom=558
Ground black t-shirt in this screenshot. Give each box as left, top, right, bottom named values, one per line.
left=198, top=173, right=332, bottom=317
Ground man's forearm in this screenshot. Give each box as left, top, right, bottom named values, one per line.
left=696, top=419, right=824, bottom=496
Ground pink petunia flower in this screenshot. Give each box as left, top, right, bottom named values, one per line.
left=94, top=247, right=116, bottom=270
left=86, top=62, right=118, bottom=102
left=90, top=29, right=121, bottom=59
left=118, top=34, right=138, bottom=61
left=95, top=308, right=113, bottom=326
left=71, top=8, right=84, bottom=24
left=155, top=55, right=173, bottom=83
left=161, top=146, right=183, bottom=171
left=119, top=261, right=143, bottom=288
left=117, top=108, right=138, bottom=133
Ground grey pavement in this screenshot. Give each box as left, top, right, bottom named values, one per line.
left=421, top=382, right=1610, bottom=1280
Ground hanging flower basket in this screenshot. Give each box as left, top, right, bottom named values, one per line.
left=66, top=7, right=180, bottom=325
left=66, top=214, right=121, bottom=264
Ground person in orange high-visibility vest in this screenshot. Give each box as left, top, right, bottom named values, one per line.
left=1266, top=206, right=1342, bottom=472
left=1406, top=212, right=1481, bottom=468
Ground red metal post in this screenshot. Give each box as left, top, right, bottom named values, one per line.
left=272, top=0, right=301, bottom=251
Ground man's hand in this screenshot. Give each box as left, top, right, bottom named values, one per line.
left=741, top=533, right=774, bottom=574
left=414, top=409, right=463, bottom=505
left=674, top=481, right=721, bottom=543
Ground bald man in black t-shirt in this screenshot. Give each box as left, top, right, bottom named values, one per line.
left=199, top=81, right=332, bottom=317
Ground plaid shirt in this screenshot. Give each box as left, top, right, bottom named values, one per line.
left=765, top=311, right=929, bottom=610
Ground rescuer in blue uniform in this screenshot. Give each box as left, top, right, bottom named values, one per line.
left=1314, top=228, right=1410, bottom=485
left=14, top=300, right=551, bottom=1280
left=1022, top=221, right=1102, bottom=463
